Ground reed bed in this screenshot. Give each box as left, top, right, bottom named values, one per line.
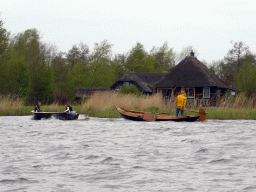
left=80, top=91, right=168, bottom=111
left=42, top=102, right=63, bottom=112
left=217, top=93, right=256, bottom=109
left=80, top=91, right=170, bottom=118
left=0, top=95, right=27, bottom=115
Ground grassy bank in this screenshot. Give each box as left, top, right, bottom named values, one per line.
left=0, top=95, right=28, bottom=116
left=0, top=93, right=256, bottom=120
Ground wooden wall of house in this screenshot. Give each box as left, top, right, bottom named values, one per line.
left=159, top=87, right=227, bottom=107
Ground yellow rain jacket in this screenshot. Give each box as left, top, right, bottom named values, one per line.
left=175, top=91, right=187, bottom=110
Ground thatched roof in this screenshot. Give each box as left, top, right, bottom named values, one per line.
left=110, top=73, right=165, bottom=93
left=154, top=56, right=228, bottom=89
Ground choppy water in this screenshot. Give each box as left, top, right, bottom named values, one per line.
left=0, top=115, right=256, bottom=192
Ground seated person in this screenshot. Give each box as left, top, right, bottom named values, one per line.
left=65, top=104, right=73, bottom=113
left=34, top=101, right=42, bottom=112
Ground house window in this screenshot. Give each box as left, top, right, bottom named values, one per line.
left=203, top=87, right=210, bottom=98
left=185, top=88, right=195, bottom=98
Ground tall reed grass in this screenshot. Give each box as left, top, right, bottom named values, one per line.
left=217, top=93, right=256, bottom=109
left=42, top=102, right=63, bottom=112
left=80, top=91, right=168, bottom=111
left=0, top=95, right=27, bottom=115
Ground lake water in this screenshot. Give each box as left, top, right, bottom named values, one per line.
left=0, top=115, right=256, bottom=192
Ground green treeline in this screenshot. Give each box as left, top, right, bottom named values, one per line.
left=209, top=42, right=256, bottom=96
left=0, top=16, right=256, bottom=104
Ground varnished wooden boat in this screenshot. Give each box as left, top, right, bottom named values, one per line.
left=31, top=111, right=79, bottom=120
left=115, top=106, right=207, bottom=122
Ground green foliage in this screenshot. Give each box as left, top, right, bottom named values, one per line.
left=225, top=41, right=250, bottom=66
left=84, top=106, right=121, bottom=118
left=0, top=16, right=9, bottom=58
left=210, top=42, right=254, bottom=89
left=91, top=40, right=113, bottom=62
left=0, top=48, right=31, bottom=100
left=41, top=66, right=55, bottom=103
left=119, top=84, right=142, bottom=96
left=112, top=54, right=126, bottom=80
left=66, top=43, right=90, bottom=66
left=124, top=42, right=163, bottom=73
left=6, top=29, right=57, bottom=103
left=150, top=42, right=175, bottom=71
left=144, top=106, right=161, bottom=113
left=234, top=61, right=256, bottom=96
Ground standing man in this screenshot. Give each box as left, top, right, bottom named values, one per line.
left=175, top=90, right=187, bottom=116
left=34, top=101, right=42, bottom=112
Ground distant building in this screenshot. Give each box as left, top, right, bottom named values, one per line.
left=154, top=51, right=229, bottom=106
left=110, top=73, right=165, bottom=95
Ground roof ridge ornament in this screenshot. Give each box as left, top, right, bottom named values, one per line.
left=190, top=50, right=194, bottom=57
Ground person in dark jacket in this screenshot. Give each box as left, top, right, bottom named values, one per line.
left=34, top=101, right=42, bottom=112
left=65, top=104, right=73, bottom=113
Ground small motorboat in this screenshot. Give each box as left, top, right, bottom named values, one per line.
left=115, top=106, right=207, bottom=122
left=31, top=111, right=79, bottom=120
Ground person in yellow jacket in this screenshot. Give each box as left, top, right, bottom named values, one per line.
left=175, top=90, right=187, bottom=116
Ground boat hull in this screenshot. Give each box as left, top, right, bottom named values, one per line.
left=32, top=111, right=79, bottom=120
left=116, top=106, right=202, bottom=122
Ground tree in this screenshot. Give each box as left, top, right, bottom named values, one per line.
left=225, top=41, right=251, bottom=70
left=78, top=43, right=90, bottom=65
left=0, top=16, right=9, bottom=60
left=40, top=43, right=57, bottom=66
left=124, top=42, right=146, bottom=73
left=119, top=84, right=141, bottom=96
left=124, top=42, right=162, bottom=73
left=209, top=41, right=252, bottom=88
left=0, top=48, right=31, bottom=99
left=91, top=40, right=112, bottom=63
left=9, top=29, right=55, bottom=103
left=150, top=42, right=175, bottom=71
left=66, top=43, right=90, bottom=66
left=234, top=57, right=256, bottom=96
left=112, top=53, right=126, bottom=80
left=52, top=52, right=70, bottom=95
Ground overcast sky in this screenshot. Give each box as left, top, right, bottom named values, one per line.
left=1, top=0, right=256, bottom=64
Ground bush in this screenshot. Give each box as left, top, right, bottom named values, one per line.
left=119, top=84, right=142, bottom=96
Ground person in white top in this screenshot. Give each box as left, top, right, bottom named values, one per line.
left=65, top=104, right=73, bottom=113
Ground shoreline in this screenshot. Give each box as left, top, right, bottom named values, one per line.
left=1, top=106, right=256, bottom=120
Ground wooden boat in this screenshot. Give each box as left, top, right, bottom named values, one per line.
left=31, top=111, right=79, bottom=120
left=115, top=106, right=207, bottom=122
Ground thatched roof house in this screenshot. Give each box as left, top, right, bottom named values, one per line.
left=154, top=51, right=228, bottom=106
left=110, top=73, right=165, bottom=95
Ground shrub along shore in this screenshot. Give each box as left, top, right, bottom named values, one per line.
left=0, top=92, right=256, bottom=120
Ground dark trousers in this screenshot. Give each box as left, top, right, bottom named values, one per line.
left=176, top=108, right=184, bottom=116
